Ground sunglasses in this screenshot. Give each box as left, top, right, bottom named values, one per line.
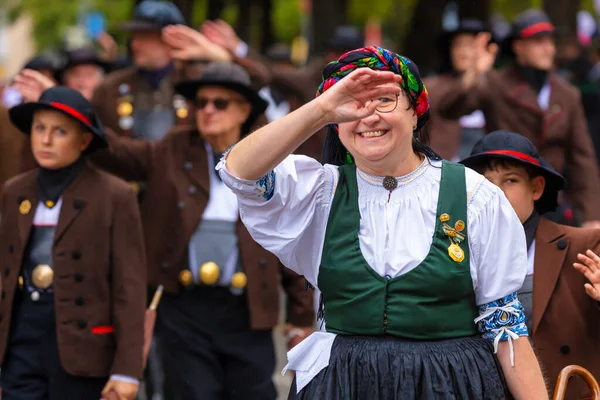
left=194, top=97, right=244, bottom=110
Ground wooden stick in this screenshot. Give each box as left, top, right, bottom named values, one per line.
left=553, top=365, right=600, bottom=400
left=149, top=285, right=163, bottom=311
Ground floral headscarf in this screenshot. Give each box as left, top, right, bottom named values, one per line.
left=316, top=46, right=429, bottom=130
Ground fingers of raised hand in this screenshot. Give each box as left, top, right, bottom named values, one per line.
left=475, top=32, right=492, bottom=48
left=586, top=249, right=600, bottom=266
left=577, top=251, right=600, bottom=271
left=574, top=263, right=594, bottom=282
left=584, top=283, right=600, bottom=301
left=359, top=85, right=401, bottom=100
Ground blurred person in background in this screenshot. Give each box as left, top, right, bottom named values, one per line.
left=425, top=19, right=491, bottom=161
left=55, top=47, right=110, bottom=101
left=437, top=9, right=600, bottom=228
left=90, top=58, right=314, bottom=400
left=92, top=0, right=190, bottom=141
left=0, top=58, right=58, bottom=192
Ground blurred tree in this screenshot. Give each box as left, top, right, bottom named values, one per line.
left=402, top=0, right=450, bottom=75
left=6, top=0, right=134, bottom=51
left=544, top=0, right=583, bottom=35
left=458, top=0, right=491, bottom=20
left=271, top=0, right=301, bottom=44
left=311, top=0, right=349, bottom=56
left=207, top=0, right=228, bottom=20
left=259, top=0, right=275, bottom=52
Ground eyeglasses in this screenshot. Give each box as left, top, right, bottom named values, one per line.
left=194, top=97, right=244, bottom=111
left=365, top=94, right=399, bottom=113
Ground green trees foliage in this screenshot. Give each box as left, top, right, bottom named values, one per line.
left=6, top=0, right=598, bottom=55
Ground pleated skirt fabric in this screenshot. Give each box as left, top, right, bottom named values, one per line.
left=288, top=335, right=510, bottom=400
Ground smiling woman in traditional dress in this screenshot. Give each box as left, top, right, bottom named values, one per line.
left=217, top=47, right=548, bottom=399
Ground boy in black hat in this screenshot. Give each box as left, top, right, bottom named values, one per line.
left=438, top=9, right=600, bottom=228
left=0, top=86, right=146, bottom=400
left=461, top=130, right=600, bottom=398
left=91, top=61, right=314, bottom=400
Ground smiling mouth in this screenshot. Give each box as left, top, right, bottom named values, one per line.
left=358, top=130, right=388, bottom=138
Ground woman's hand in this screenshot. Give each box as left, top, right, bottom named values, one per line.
left=315, top=68, right=402, bottom=125
left=574, top=249, right=600, bottom=301
left=162, top=25, right=232, bottom=62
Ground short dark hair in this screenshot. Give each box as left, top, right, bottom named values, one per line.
left=470, top=158, right=541, bottom=180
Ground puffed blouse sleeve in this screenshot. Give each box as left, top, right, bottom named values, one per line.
left=217, top=152, right=338, bottom=287
left=466, top=173, right=529, bottom=365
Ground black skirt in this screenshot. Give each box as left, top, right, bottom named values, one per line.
left=288, top=335, right=510, bottom=400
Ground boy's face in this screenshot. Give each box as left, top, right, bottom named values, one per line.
left=31, top=109, right=93, bottom=170
left=482, top=162, right=545, bottom=223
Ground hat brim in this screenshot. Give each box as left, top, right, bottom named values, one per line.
left=437, top=26, right=488, bottom=47
left=460, top=152, right=567, bottom=214
left=55, top=59, right=111, bottom=83
left=9, top=102, right=107, bottom=153
left=175, top=80, right=268, bottom=129
left=119, top=20, right=163, bottom=32
left=501, top=30, right=555, bottom=57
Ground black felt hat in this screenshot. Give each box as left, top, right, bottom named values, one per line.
left=120, top=0, right=185, bottom=31
left=55, top=47, right=109, bottom=83
left=327, top=26, right=364, bottom=52
left=460, top=130, right=566, bottom=214
left=437, top=19, right=490, bottom=73
left=22, top=56, right=56, bottom=73
left=175, top=62, right=268, bottom=134
left=9, top=86, right=107, bottom=153
left=502, top=9, right=555, bottom=58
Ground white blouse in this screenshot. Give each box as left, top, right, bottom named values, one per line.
left=217, top=155, right=528, bottom=392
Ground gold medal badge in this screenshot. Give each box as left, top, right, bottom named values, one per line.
left=19, top=199, right=31, bottom=215
left=117, top=102, right=133, bottom=117
left=173, top=95, right=189, bottom=119
left=441, top=214, right=466, bottom=263
left=448, top=243, right=465, bottom=263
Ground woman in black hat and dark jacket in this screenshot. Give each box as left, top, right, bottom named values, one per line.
left=90, top=62, right=315, bottom=400
left=424, top=19, right=492, bottom=161
left=0, top=86, right=146, bottom=400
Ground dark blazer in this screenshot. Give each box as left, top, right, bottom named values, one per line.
left=531, top=217, right=600, bottom=398
left=91, top=127, right=314, bottom=330
left=91, top=66, right=192, bottom=137
left=0, top=163, right=147, bottom=378
left=423, top=74, right=465, bottom=161
left=438, top=65, right=600, bottom=221
left=0, top=107, right=27, bottom=190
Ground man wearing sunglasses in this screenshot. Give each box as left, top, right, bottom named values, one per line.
left=90, top=61, right=315, bottom=400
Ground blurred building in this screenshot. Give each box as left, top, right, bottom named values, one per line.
left=0, top=12, right=35, bottom=82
